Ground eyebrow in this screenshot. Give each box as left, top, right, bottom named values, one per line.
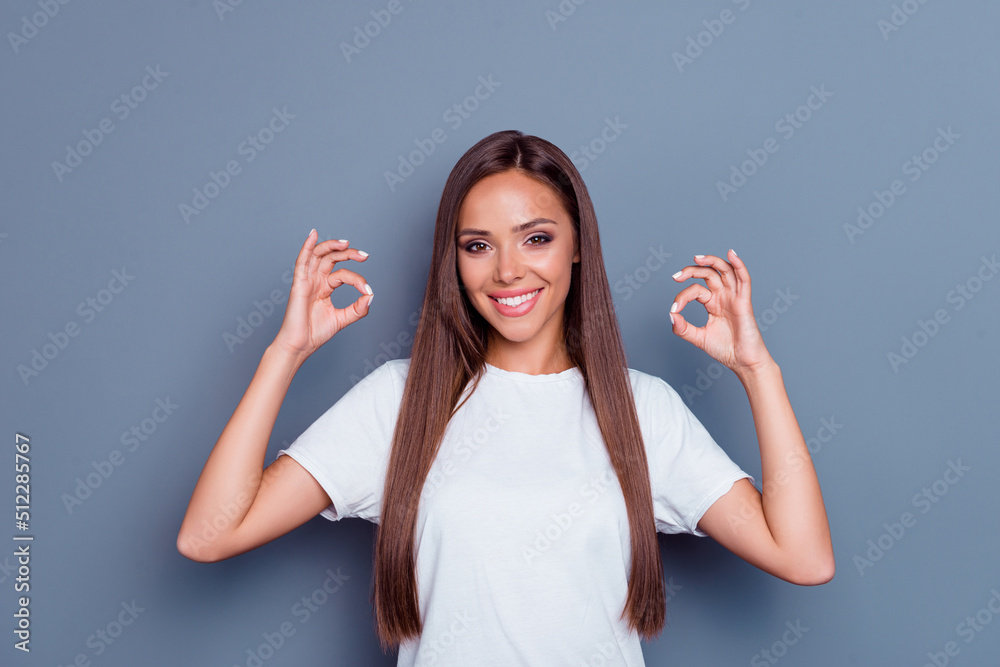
left=456, top=218, right=558, bottom=239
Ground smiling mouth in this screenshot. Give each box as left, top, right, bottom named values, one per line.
left=490, top=289, right=540, bottom=307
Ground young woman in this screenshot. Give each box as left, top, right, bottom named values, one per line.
left=177, top=130, right=834, bottom=665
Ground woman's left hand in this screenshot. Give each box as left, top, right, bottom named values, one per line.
left=669, top=249, right=773, bottom=376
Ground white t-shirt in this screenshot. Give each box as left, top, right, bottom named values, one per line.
left=277, top=358, right=752, bottom=666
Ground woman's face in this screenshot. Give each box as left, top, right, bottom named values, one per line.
left=456, top=169, right=580, bottom=356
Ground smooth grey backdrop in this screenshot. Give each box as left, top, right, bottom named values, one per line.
left=3, top=1, right=999, bottom=665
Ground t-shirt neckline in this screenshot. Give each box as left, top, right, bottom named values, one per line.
left=483, top=361, right=583, bottom=383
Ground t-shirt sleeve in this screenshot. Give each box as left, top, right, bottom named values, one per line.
left=636, top=372, right=754, bottom=537
left=276, top=360, right=403, bottom=523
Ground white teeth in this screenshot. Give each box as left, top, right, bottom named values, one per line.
left=495, top=289, right=539, bottom=307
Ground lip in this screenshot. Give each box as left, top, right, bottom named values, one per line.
left=488, top=287, right=542, bottom=298
left=489, top=288, right=542, bottom=317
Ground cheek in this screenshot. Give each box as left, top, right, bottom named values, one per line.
left=456, top=255, right=471, bottom=282
left=540, top=248, right=575, bottom=285
left=456, top=256, right=485, bottom=294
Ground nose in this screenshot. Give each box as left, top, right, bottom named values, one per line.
left=494, top=242, right=523, bottom=284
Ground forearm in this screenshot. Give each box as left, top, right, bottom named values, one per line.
left=737, top=359, right=833, bottom=568
left=178, top=343, right=304, bottom=551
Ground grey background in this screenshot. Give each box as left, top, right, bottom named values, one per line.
left=2, top=1, right=999, bottom=665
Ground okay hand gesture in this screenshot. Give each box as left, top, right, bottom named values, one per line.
left=669, top=250, right=773, bottom=376
left=272, top=230, right=374, bottom=362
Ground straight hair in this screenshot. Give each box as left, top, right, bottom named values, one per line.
left=372, top=130, right=665, bottom=651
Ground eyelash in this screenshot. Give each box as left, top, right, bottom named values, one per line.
left=464, top=234, right=552, bottom=254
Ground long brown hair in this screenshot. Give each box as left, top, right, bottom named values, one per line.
left=372, top=130, right=665, bottom=651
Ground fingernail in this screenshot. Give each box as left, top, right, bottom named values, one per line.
left=364, top=283, right=373, bottom=295
left=669, top=313, right=675, bottom=326
left=309, top=228, right=316, bottom=237
left=730, top=248, right=737, bottom=257
left=694, top=254, right=705, bottom=259
left=357, top=250, right=369, bottom=257
left=338, top=239, right=348, bottom=243
left=671, top=271, right=683, bottom=280
left=670, top=302, right=678, bottom=313
left=367, top=293, right=375, bottom=306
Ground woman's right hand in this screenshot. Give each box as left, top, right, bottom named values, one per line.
left=272, top=229, right=373, bottom=362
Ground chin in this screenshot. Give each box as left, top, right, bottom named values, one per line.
left=484, top=320, right=535, bottom=343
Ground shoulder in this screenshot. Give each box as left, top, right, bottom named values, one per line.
left=625, top=367, right=695, bottom=435
left=382, top=357, right=411, bottom=382
left=344, top=358, right=411, bottom=401
left=366, top=357, right=411, bottom=382
left=626, top=366, right=682, bottom=408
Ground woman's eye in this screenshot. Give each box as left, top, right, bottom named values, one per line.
left=463, top=235, right=550, bottom=253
